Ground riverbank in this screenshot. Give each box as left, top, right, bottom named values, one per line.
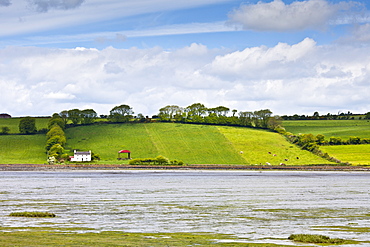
left=0, top=163, right=369, bottom=171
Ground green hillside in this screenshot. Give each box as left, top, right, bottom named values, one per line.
left=321, top=145, right=370, bottom=165
left=0, top=117, right=49, bottom=134
left=283, top=120, right=370, bottom=139
left=283, top=119, right=370, bottom=165
left=0, top=134, right=46, bottom=164
left=65, top=123, right=330, bottom=165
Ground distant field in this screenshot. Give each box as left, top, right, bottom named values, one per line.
left=65, top=123, right=331, bottom=165
left=0, top=134, right=46, bottom=164
left=0, top=117, right=49, bottom=134
left=283, top=120, right=370, bottom=140
left=321, top=145, right=370, bottom=165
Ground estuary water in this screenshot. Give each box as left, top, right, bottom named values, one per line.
left=1, top=170, right=370, bottom=245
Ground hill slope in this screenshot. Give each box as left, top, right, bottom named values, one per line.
left=65, top=123, right=331, bottom=165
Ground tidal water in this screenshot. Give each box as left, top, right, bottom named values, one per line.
left=1, top=170, right=369, bottom=245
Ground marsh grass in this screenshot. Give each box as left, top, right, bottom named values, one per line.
left=0, top=228, right=293, bottom=246
left=288, top=234, right=351, bottom=244
left=9, top=212, right=56, bottom=218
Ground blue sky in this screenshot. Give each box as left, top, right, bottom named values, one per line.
left=1, top=0, right=370, bottom=117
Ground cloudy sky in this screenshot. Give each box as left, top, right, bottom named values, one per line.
left=1, top=0, right=370, bottom=117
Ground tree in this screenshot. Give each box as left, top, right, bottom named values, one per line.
left=253, top=109, right=272, bottom=128
left=109, top=104, right=133, bottom=123
left=238, top=111, right=254, bottom=127
left=158, top=105, right=183, bottom=121
left=1, top=126, right=10, bottom=135
left=68, top=109, right=82, bottom=125
left=19, top=117, right=37, bottom=134
left=365, top=112, right=370, bottom=119
left=59, top=110, right=69, bottom=124
left=48, top=114, right=65, bottom=130
left=185, top=103, right=206, bottom=122
left=81, top=109, right=97, bottom=124
left=46, top=125, right=65, bottom=140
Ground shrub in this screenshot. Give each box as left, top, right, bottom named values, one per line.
left=0, top=126, right=10, bottom=135
left=9, top=212, right=56, bottom=218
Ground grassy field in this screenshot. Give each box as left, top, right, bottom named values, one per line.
left=282, top=120, right=370, bottom=140
left=0, top=134, right=46, bottom=164
left=321, top=145, right=370, bottom=165
left=0, top=117, right=49, bottom=134
left=283, top=120, right=370, bottom=165
left=3, top=118, right=368, bottom=165
left=65, top=123, right=330, bottom=165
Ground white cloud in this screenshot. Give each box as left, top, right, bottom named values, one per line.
left=228, top=0, right=358, bottom=31
left=1, top=40, right=370, bottom=117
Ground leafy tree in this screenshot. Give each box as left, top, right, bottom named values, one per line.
left=109, top=104, right=133, bottom=123
left=208, top=106, right=230, bottom=117
left=239, top=111, right=254, bottom=127
left=19, top=117, right=37, bottom=134
left=59, top=110, right=69, bottom=124
left=316, top=134, right=325, bottom=145
left=45, top=135, right=66, bottom=151
left=46, top=125, right=65, bottom=139
left=365, top=112, right=370, bottom=119
left=1, top=126, right=10, bottom=135
left=185, top=103, right=206, bottom=122
left=48, top=114, right=65, bottom=130
left=158, top=105, right=183, bottom=121
left=67, top=109, right=82, bottom=125
left=81, top=109, right=97, bottom=124
left=253, top=109, right=272, bottom=128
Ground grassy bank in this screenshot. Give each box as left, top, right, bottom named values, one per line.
left=0, top=228, right=296, bottom=247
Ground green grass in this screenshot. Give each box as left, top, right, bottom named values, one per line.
left=0, top=117, right=49, bottom=134
left=65, top=123, right=331, bottom=165
left=0, top=228, right=293, bottom=247
left=0, top=134, right=46, bottom=164
left=283, top=120, right=370, bottom=140
left=217, top=126, right=330, bottom=165
left=321, top=145, right=370, bottom=165
left=288, top=234, right=354, bottom=244
left=9, top=212, right=56, bottom=217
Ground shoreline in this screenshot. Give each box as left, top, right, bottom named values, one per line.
left=0, top=163, right=369, bottom=171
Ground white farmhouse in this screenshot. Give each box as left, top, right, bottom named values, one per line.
left=70, top=150, right=91, bottom=162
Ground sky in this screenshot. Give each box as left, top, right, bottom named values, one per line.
left=1, top=0, right=370, bottom=117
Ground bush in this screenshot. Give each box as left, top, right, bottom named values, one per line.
left=0, top=126, right=10, bottom=135
left=9, top=212, right=56, bottom=218
left=129, top=156, right=182, bottom=165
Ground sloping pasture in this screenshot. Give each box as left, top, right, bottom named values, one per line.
left=283, top=120, right=370, bottom=140
left=65, top=123, right=331, bottom=165
left=0, top=117, right=49, bottom=134
left=217, top=126, right=332, bottom=165
left=0, top=134, right=46, bottom=164
left=321, top=145, right=370, bottom=165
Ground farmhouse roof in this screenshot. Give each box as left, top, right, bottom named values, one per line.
left=118, top=150, right=131, bottom=153
left=74, top=150, right=91, bottom=155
